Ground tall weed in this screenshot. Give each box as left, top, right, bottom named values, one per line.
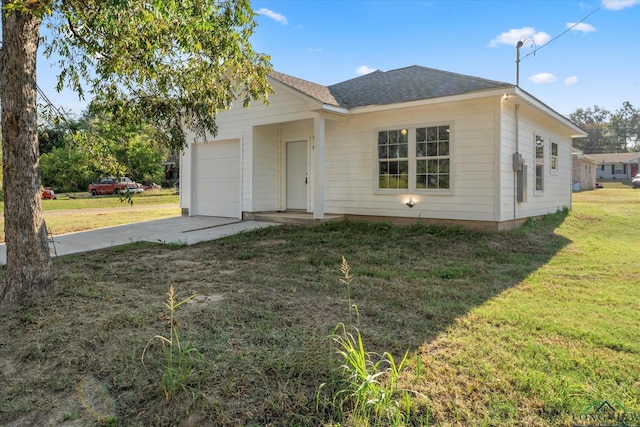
left=142, top=285, right=202, bottom=400
left=320, top=257, right=426, bottom=426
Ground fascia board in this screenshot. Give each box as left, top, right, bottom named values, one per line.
left=514, top=88, right=587, bottom=138
left=346, top=88, right=515, bottom=115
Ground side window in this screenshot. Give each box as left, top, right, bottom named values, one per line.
left=535, top=134, right=544, bottom=191
left=551, top=142, right=558, bottom=172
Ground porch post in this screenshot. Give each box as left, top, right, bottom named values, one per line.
left=313, top=114, right=325, bottom=219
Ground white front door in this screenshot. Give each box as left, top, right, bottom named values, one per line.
left=286, top=140, right=307, bottom=210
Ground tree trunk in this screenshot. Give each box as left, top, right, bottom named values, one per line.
left=0, top=5, right=53, bottom=314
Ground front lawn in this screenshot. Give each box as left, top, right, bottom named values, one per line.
left=0, top=188, right=638, bottom=426
left=0, top=189, right=180, bottom=242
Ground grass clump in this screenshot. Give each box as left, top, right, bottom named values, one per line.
left=142, top=285, right=202, bottom=401
left=321, top=257, right=425, bottom=426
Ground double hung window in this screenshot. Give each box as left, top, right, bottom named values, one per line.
left=535, top=135, right=544, bottom=191
left=378, top=130, right=409, bottom=189
left=378, top=125, right=451, bottom=191
left=416, top=125, right=450, bottom=189
left=551, top=142, right=558, bottom=172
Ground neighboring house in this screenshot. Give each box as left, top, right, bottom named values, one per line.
left=571, top=149, right=598, bottom=191
left=588, top=152, right=640, bottom=180
left=180, top=66, right=586, bottom=230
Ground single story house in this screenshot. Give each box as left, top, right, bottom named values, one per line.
left=587, top=152, right=640, bottom=180
left=180, top=65, right=586, bottom=230
left=572, top=149, right=598, bottom=191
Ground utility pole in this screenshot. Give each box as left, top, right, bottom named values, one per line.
left=516, top=40, right=524, bottom=86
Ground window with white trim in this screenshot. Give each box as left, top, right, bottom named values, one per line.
left=535, top=134, right=544, bottom=191
left=416, top=125, right=450, bottom=189
left=378, top=129, right=409, bottom=189
left=551, top=142, right=558, bottom=172
left=377, top=125, right=451, bottom=191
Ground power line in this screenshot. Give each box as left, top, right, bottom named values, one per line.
left=523, top=6, right=602, bottom=60
left=0, top=40, right=74, bottom=126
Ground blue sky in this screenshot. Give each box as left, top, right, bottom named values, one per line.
left=38, top=0, right=639, bottom=117
left=248, top=0, right=639, bottom=116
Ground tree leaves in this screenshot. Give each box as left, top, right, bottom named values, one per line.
left=570, top=102, right=640, bottom=153
left=42, top=0, right=272, bottom=151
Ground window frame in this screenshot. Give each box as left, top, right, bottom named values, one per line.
left=534, top=133, right=544, bottom=193
left=415, top=124, right=451, bottom=191
left=376, top=129, right=410, bottom=190
left=374, top=123, right=454, bottom=195
left=550, top=141, right=558, bottom=174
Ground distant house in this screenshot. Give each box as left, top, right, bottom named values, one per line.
left=588, top=153, right=640, bottom=180
left=180, top=66, right=586, bottom=230
left=572, top=149, right=598, bottom=191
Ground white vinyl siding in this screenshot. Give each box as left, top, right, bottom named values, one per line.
left=326, top=99, right=492, bottom=221
left=498, top=100, right=572, bottom=222
left=182, top=77, right=576, bottom=228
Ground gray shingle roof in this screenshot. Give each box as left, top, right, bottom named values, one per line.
left=269, top=65, right=513, bottom=109
left=269, top=71, right=340, bottom=106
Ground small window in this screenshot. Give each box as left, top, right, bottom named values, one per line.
left=535, top=135, right=544, bottom=191
left=551, top=142, right=558, bottom=171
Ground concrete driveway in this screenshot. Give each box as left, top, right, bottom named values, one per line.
left=0, top=216, right=280, bottom=265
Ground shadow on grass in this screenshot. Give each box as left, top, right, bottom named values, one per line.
left=0, top=209, right=571, bottom=426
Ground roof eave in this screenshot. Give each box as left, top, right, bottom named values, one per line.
left=514, top=87, right=587, bottom=138
left=318, top=104, right=349, bottom=115
left=346, top=87, right=514, bottom=114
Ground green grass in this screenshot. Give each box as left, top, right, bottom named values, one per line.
left=0, top=187, right=638, bottom=426
left=0, top=188, right=179, bottom=211
left=0, top=189, right=180, bottom=242
left=39, top=188, right=180, bottom=210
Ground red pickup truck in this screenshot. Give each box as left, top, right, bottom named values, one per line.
left=88, top=177, right=143, bottom=196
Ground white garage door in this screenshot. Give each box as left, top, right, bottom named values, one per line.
left=193, top=140, right=240, bottom=217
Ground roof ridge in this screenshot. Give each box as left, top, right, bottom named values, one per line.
left=271, top=65, right=513, bottom=109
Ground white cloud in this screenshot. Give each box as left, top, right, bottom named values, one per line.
left=488, top=27, right=552, bottom=48
left=529, top=73, right=557, bottom=84
left=602, top=0, right=640, bottom=10
left=256, top=8, right=288, bottom=25
left=567, top=22, right=597, bottom=32
left=564, top=76, right=580, bottom=85
left=356, top=65, right=377, bottom=76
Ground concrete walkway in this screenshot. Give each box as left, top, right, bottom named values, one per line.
left=0, top=216, right=280, bottom=265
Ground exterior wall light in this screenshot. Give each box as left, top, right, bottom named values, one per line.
left=406, top=198, right=415, bottom=208
left=503, top=93, right=509, bottom=100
